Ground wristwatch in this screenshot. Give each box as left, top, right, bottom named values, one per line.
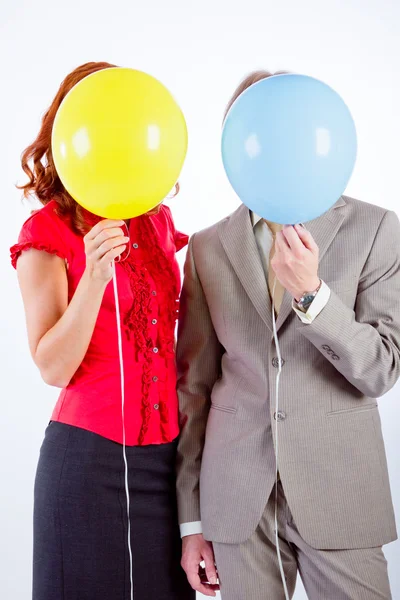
left=295, top=279, right=322, bottom=313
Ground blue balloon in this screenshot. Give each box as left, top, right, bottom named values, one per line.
left=221, top=74, right=357, bottom=224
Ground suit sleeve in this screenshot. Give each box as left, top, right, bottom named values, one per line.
left=176, top=234, right=224, bottom=525
left=297, top=209, right=400, bottom=398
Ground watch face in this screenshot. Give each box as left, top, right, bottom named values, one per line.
left=299, top=292, right=316, bottom=311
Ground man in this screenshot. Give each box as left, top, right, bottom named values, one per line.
left=176, top=71, right=400, bottom=599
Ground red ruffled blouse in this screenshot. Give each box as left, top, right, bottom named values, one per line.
left=10, top=201, right=188, bottom=446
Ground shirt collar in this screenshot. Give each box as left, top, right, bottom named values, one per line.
left=250, top=210, right=289, bottom=232
left=250, top=211, right=263, bottom=228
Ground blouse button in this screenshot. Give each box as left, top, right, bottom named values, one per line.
left=152, top=376, right=158, bottom=382
left=153, top=347, right=159, bottom=354
left=152, top=290, right=157, bottom=296
left=152, top=319, right=157, bottom=325
left=154, top=404, right=159, bottom=410
left=133, top=243, right=139, bottom=249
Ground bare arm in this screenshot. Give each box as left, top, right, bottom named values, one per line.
left=17, top=219, right=129, bottom=388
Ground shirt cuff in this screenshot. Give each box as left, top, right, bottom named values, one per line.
left=180, top=521, right=203, bottom=537
left=292, top=280, right=331, bottom=324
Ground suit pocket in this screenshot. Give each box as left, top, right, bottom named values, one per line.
left=210, top=403, right=237, bottom=414
left=327, top=402, right=378, bottom=416
left=211, top=372, right=242, bottom=414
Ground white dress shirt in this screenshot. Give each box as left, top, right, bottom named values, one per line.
left=180, top=211, right=331, bottom=537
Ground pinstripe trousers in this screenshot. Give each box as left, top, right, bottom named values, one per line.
left=213, top=480, right=392, bottom=600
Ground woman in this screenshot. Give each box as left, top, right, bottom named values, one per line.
left=11, top=61, right=194, bottom=600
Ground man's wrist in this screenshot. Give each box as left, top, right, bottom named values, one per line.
left=293, top=277, right=321, bottom=303
left=180, top=521, right=203, bottom=538
left=292, top=280, right=330, bottom=323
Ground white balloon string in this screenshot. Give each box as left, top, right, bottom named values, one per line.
left=271, top=275, right=290, bottom=600
left=115, top=223, right=131, bottom=264
left=112, top=264, right=134, bottom=600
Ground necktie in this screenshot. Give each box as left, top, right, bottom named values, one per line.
left=264, top=221, right=285, bottom=483
left=265, top=220, right=285, bottom=315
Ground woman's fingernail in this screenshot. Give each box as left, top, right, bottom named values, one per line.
left=210, top=576, right=217, bottom=585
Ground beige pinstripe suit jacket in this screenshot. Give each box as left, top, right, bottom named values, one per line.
left=176, top=196, right=400, bottom=550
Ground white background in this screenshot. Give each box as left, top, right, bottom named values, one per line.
left=1, top=1, right=399, bottom=598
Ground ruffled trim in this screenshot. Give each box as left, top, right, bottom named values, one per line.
left=138, top=341, right=154, bottom=445
left=120, top=260, right=155, bottom=445
left=10, top=242, right=66, bottom=269
left=120, top=214, right=181, bottom=444
left=159, top=388, right=171, bottom=443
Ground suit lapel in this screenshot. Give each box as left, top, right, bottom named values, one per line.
left=218, top=197, right=348, bottom=335
left=218, top=204, right=273, bottom=333
left=275, top=196, right=348, bottom=333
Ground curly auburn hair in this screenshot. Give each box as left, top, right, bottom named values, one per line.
left=18, top=61, right=179, bottom=234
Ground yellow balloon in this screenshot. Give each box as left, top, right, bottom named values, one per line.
left=51, top=68, right=188, bottom=219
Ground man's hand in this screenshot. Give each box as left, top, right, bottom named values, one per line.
left=181, top=533, right=220, bottom=597
left=271, top=224, right=320, bottom=301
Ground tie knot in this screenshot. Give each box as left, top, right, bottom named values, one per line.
left=264, top=220, right=283, bottom=236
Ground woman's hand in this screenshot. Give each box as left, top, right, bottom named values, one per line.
left=84, top=220, right=129, bottom=282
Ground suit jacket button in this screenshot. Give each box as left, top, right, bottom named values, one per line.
left=272, top=357, right=285, bottom=368
left=274, top=411, right=286, bottom=421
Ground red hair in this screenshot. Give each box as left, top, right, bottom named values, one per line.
left=18, top=62, right=118, bottom=233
